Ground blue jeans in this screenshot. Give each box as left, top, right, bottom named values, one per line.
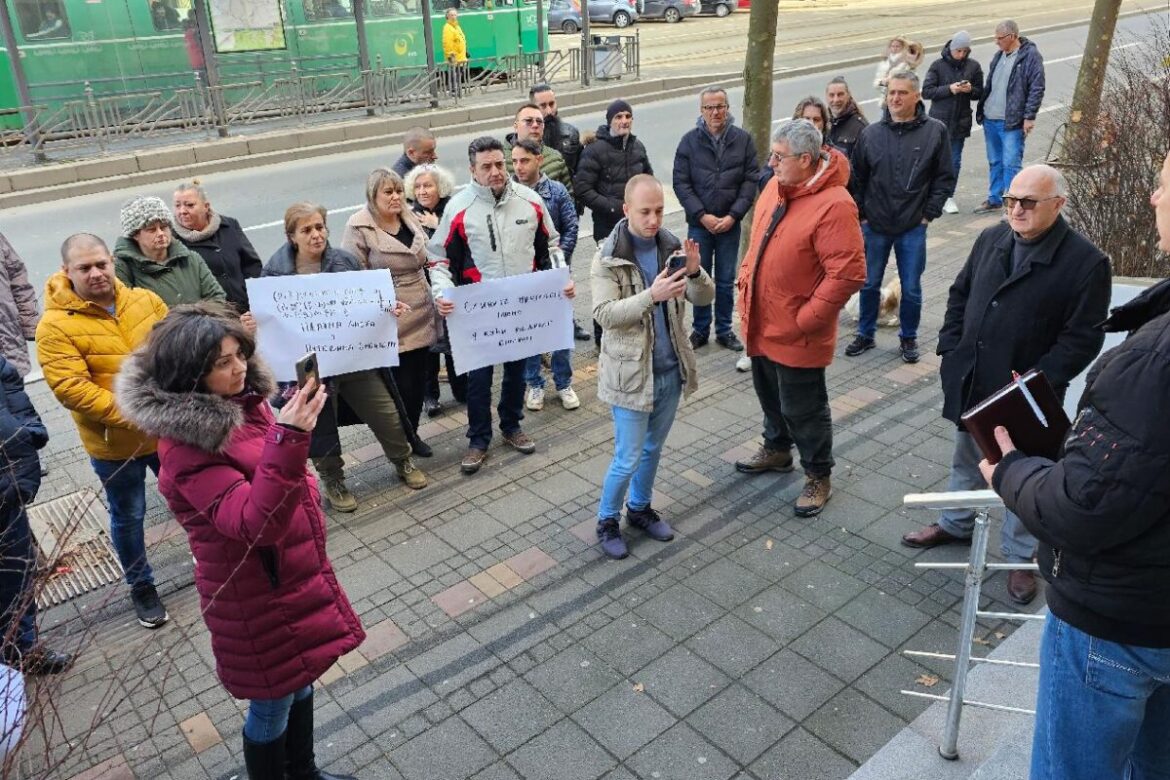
left=858, top=223, right=927, bottom=340
left=688, top=223, right=741, bottom=338
left=0, top=505, right=37, bottom=651
left=465, top=359, right=526, bottom=450
left=597, top=368, right=682, bottom=521
left=524, top=349, right=573, bottom=391
left=983, top=119, right=1025, bottom=206
left=950, top=137, right=966, bottom=192
left=244, top=685, right=312, bottom=743
left=1032, top=614, right=1170, bottom=780
left=90, top=453, right=160, bottom=588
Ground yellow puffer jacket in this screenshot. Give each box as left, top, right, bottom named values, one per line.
left=442, top=21, right=468, bottom=63
left=36, top=272, right=168, bottom=460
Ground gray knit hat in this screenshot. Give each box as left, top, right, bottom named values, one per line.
left=951, top=30, right=972, bottom=51
left=120, top=195, right=173, bottom=238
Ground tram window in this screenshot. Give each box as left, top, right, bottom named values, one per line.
left=16, top=0, right=71, bottom=40
left=304, top=0, right=354, bottom=20
left=148, top=0, right=188, bottom=31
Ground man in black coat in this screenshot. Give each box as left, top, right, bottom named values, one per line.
left=0, top=357, right=70, bottom=674
left=922, top=31, right=984, bottom=213
left=978, top=151, right=1170, bottom=779
left=672, top=86, right=760, bottom=352
left=531, top=84, right=583, bottom=176
left=846, top=71, right=955, bottom=364
left=825, top=76, right=868, bottom=161
left=391, top=126, right=438, bottom=179
left=902, top=164, right=1111, bottom=606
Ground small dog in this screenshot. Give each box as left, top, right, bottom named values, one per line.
left=844, top=278, right=902, bottom=328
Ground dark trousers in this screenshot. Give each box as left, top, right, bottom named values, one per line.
left=466, top=359, right=526, bottom=450
left=750, top=356, right=834, bottom=477
left=391, top=347, right=431, bottom=433
left=425, top=351, right=466, bottom=404
left=0, top=503, right=38, bottom=652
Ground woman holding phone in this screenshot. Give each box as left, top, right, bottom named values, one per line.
left=115, top=302, right=364, bottom=779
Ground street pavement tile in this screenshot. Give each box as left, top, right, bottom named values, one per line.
left=569, top=518, right=600, bottom=543
left=778, top=559, right=868, bottom=612
left=461, top=680, right=562, bottom=753
left=405, top=633, right=499, bottom=693
left=523, top=646, right=625, bottom=714
left=583, top=616, right=675, bottom=677
left=686, top=684, right=795, bottom=764
left=790, top=617, right=890, bottom=683
left=530, top=471, right=595, bottom=504
left=431, top=580, right=489, bottom=618
left=804, top=689, right=907, bottom=764
left=748, top=727, right=858, bottom=780
left=470, top=570, right=509, bottom=598
left=851, top=652, right=937, bottom=722
left=380, top=534, right=461, bottom=578
left=350, top=667, right=439, bottom=739
left=572, top=683, right=677, bottom=760
left=433, top=510, right=509, bottom=549
left=486, top=562, right=525, bottom=589
left=683, top=558, right=769, bottom=609
left=389, top=716, right=496, bottom=780
left=735, top=586, right=826, bottom=645
left=636, top=646, right=731, bottom=718
left=726, top=536, right=812, bottom=583
left=472, top=762, right=524, bottom=780
left=742, top=649, right=847, bottom=722
left=467, top=602, right=559, bottom=661
left=687, top=614, right=780, bottom=678
left=503, top=547, right=558, bottom=580
left=506, top=721, right=616, bottom=780
left=66, top=755, right=134, bottom=780
left=633, top=584, right=723, bottom=641
left=484, top=491, right=555, bottom=525
left=178, top=712, right=221, bottom=754
left=625, top=722, right=738, bottom=780
left=836, top=588, right=933, bottom=649
left=600, top=769, right=638, bottom=780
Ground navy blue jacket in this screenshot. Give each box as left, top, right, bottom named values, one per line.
left=0, top=356, right=46, bottom=511
left=976, top=38, right=1045, bottom=131
left=529, top=174, right=579, bottom=263
left=672, top=118, right=760, bottom=227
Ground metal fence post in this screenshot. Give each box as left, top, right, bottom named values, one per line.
left=940, top=511, right=990, bottom=760
left=421, top=0, right=440, bottom=108
left=0, top=1, right=46, bottom=161
left=193, top=0, right=229, bottom=137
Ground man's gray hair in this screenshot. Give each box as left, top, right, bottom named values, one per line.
left=996, top=19, right=1019, bottom=36
left=772, top=120, right=823, bottom=160
left=887, top=69, right=920, bottom=91
left=1027, top=164, right=1069, bottom=198
left=699, top=85, right=728, bottom=101
left=403, top=126, right=434, bottom=152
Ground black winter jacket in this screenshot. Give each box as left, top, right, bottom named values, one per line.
left=923, top=43, right=984, bottom=140
left=575, top=125, right=654, bottom=241
left=851, top=103, right=955, bottom=234
left=977, top=37, right=1046, bottom=131
left=176, top=215, right=263, bottom=312
left=937, top=217, right=1111, bottom=424
left=672, top=118, right=760, bottom=227
left=543, top=115, right=583, bottom=175
left=827, top=107, right=868, bottom=161
left=0, top=356, right=46, bottom=512
left=994, top=278, right=1170, bottom=648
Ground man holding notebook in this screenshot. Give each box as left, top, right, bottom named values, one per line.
left=900, top=164, right=1111, bottom=605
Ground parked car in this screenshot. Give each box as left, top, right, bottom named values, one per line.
left=547, top=0, right=638, bottom=31
left=697, top=0, right=735, bottom=16
left=738, top=0, right=750, bottom=7
left=638, top=0, right=697, bottom=22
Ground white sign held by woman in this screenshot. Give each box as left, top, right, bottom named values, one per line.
left=247, top=270, right=399, bottom=381
left=445, top=268, right=574, bottom=374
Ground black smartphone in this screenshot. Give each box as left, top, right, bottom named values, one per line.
left=295, top=352, right=320, bottom=397
left=667, top=251, right=687, bottom=273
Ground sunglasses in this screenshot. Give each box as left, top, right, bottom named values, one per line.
left=1002, top=194, right=1061, bottom=211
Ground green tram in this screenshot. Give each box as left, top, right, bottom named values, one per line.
left=0, top=0, right=544, bottom=116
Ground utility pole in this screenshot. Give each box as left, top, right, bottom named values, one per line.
left=1066, top=0, right=1122, bottom=152
left=353, top=0, right=375, bottom=116
left=192, top=0, right=229, bottom=137
left=0, top=0, right=44, bottom=160
left=421, top=0, right=439, bottom=107
left=581, top=1, right=592, bottom=86
left=738, top=0, right=779, bottom=253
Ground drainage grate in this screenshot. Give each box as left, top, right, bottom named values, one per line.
left=26, top=488, right=123, bottom=609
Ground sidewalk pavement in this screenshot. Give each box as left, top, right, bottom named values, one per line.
left=12, top=197, right=1047, bottom=780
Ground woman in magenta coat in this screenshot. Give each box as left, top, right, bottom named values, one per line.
left=116, top=302, right=365, bottom=780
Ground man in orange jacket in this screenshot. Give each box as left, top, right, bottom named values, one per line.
left=734, top=120, right=865, bottom=516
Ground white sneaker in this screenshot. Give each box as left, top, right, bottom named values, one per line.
left=736, top=354, right=752, bottom=372
left=559, top=386, right=581, bottom=410
left=525, top=386, right=545, bottom=411
left=943, top=197, right=959, bottom=214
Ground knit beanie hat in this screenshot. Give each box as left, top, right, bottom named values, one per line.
left=120, top=195, right=173, bottom=238
left=951, top=30, right=972, bottom=50
left=606, top=99, right=633, bottom=125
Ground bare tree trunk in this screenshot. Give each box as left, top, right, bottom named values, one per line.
left=738, top=0, right=780, bottom=255
left=1066, top=0, right=1123, bottom=152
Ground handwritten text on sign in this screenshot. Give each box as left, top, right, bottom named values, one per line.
left=246, top=270, right=399, bottom=381
left=445, top=268, right=573, bottom=374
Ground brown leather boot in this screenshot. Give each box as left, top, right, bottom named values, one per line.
left=1007, top=570, right=1039, bottom=605
left=901, top=523, right=970, bottom=549
left=795, top=475, right=831, bottom=517
left=735, top=446, right=794, bottom=474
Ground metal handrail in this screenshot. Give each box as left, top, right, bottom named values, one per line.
left=900, top=490, right=1039, bottom=761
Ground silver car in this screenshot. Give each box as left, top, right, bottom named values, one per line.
left=546, top=0, right=638, bottom=33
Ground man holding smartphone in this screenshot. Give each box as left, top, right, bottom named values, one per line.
left=923, top=30, right=984, bottom=213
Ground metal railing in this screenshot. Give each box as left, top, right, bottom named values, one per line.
left=898, top=490, right=1040, bottom=761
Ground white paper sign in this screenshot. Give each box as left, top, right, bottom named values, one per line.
left=445, top=268, right=573, bottom=374
left=246, top=271, right=399, bottom=381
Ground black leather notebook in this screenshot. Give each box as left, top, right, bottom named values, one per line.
left=960, top=369, right=1071, bottom=465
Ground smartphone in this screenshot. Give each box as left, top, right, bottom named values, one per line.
left=295, top=352, right=320, bottom=397
left=667, top=251, right=687, bottom=273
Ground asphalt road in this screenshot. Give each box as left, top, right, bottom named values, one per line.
left=4, top=7, right=1165, bottom=298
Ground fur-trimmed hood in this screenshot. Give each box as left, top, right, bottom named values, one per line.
left=116, top=351, right=277, bottom=454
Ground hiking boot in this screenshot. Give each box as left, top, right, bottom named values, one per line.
left=626, top=505, right=674, bottom=542
left=794, top=475, right=832, bottom=517
left=844, top=335, right=875, bottom=357
left=394, top=459, right=428, bottom=490
left=973, top=200, right=1002, bottom=213
left=322, top=477, right=357, bottom=512
left=597, top=518, right=629, bottom=560
left=736, top=354, right=752, bottom=372
left=503, top=431, right=536, bottom=454
left=735, top=446, right=794, bottom=474
left=130, top=583, right=169, bottom=629
left=900, top=337, right=920, bottom=364
left=559, top=387, right=581, bottom=410
left=461, top=448, right=488, bottom=474
left=525, top=386, right=545, bottom=411
left=689, top=331, right=709, bottom=349
left=943, top=197, right=959, bottom=214
left=716, top=332, right=744, bottom=351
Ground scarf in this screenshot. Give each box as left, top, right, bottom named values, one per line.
left=173, top=211, right=222, bottom=243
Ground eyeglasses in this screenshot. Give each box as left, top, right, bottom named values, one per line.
left=1002, top=194, right=1062, bottom=211
left=701, top=104, right=728, bottom=113
left=520, top=117, right=545, bottom=126
left=995, top=33, right=1017, bottom=41
left=768, top=151, right=805, bottom=163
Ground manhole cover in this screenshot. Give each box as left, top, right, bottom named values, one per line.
left=26, top=488, right=123, bottom=609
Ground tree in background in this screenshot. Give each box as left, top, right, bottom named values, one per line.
left=737, top=0, right=780, bottom=255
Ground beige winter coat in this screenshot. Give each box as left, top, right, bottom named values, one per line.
left=341, top=206, right=438, bottom=354
left=591, top=221, right=714, bottom=412
left=0, top=234, right=39, bottom=376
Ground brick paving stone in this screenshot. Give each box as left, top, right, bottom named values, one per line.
left=431, top=580, right=489, bottom=618
left=485, top=562, right=525, bottom=589
left=470, top=570, right=509, bottom=598
left=66, top=755, right=136, bottom=780
left=503, top=547, right=558, bottom=580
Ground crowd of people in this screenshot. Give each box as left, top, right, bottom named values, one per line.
left=0, top=16, right=1166, bottom=780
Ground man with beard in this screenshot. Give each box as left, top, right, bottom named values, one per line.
left=824, top=76, right=869, bottom=160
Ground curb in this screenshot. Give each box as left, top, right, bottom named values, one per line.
left=0, top=7, right=1153, bottom=209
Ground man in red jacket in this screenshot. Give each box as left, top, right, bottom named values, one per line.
left=734, top=120, right=866, bottom=516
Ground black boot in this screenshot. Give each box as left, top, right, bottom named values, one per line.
left=242, top=731, right=286, bottom=780
left=285, top=692, right=357, bottom=780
